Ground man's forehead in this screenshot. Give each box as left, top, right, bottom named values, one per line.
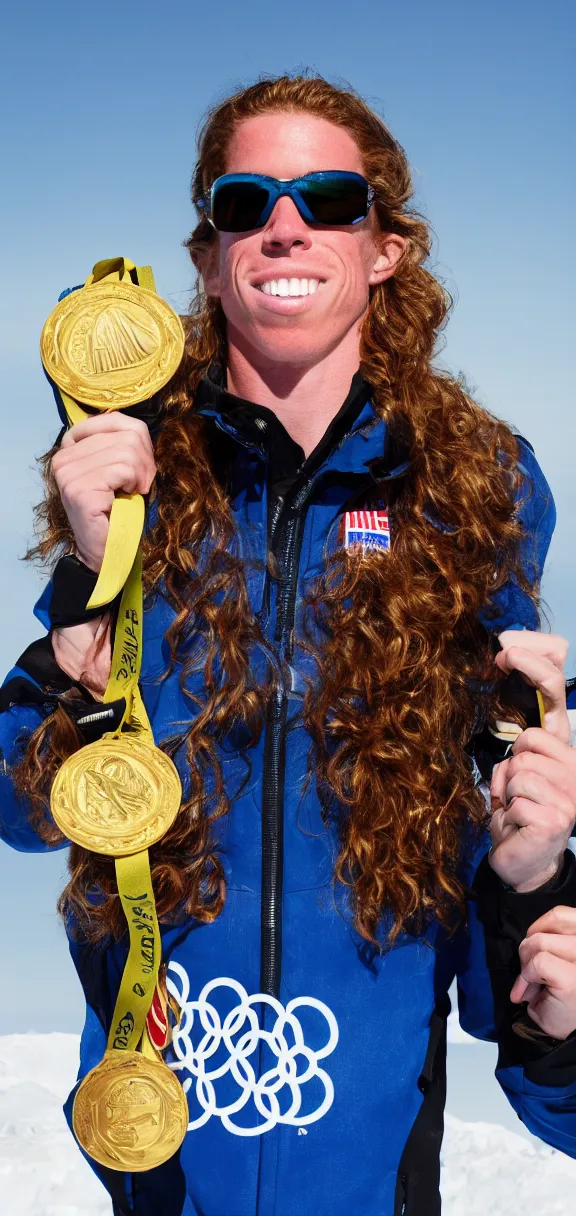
left=224, top=112, right=365, bottom=178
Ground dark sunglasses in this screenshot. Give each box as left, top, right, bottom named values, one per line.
left=197, top=171, right=375, bottom=233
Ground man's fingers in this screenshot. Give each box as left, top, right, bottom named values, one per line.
left=55, top=428, right=152, bottom=466
left=54, top=445, right=156, bottom=497
left=513, top=729, right=573, bottom=761
left=514, top=948, right=576, bottom=992
left=503, top=770, right=575, bottom=821
left=510, top=975, right=541, bottom=1004
left=519, top=931, right=576, bottom=968
left=60, top=413, right=152, bottom=445
left=490, top=758, right=510, bottom=810
left=502, top=749, right=576, bottom=801
left=495, top=645, right=570, bottom=742
left=513, top=727, right=576, bottom=763
left=510, top=974, right=529, bottom=1003
left=496, top=796, right=572, bottom=839
left=61, top=462, right=145, bottom=502
left=526, top=905, right=576, bottom=937
left=53, top=424, right=157, bottom=503
left=498, top=630, right=569, bottom=671
left=54, top=428, right=156, bottom=483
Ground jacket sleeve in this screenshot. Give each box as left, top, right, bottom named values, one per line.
left=455, top=842, right=576, bottom=1158
left=0, top=568, right=123, bottom=853
left=0, top=579, right=68, bottom=851
left=479, top=435, right=556, bottom=634
left=0, top=694, right=67, bottom=853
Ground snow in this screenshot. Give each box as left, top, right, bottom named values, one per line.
left=1, top=1033, right=575, bottom=1215
left=442, top=1115, right=576, bottom=1214
left=447, top=1008, right=478, bottom=1044
left=0, top=1034, right=110, bottom=1216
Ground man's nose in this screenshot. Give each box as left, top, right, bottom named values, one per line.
left=261, top=195, right=312, bottom=253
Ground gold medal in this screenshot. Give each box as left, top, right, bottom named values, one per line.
left=73, top=1050, right=189, bottom=1171
left=40, top=279, right=184, bottom=409
left=50, top=735, right=181, bottom=856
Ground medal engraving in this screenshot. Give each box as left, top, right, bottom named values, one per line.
left=51, top=736, right=181, bottom=855
left=40, top=280, right=185, bottom=408
left=73, top=1051, right=188, bottom=1171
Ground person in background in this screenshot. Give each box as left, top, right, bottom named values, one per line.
left=2, top=75, right=576, bottom=1216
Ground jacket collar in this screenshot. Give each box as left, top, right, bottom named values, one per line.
left=194, top=365, right=411, bottom=493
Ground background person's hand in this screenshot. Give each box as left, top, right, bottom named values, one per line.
left=51, top=413, right=156, bottom=572
left=511, top=905, right=576, bottom=1040
left=489, top=631, right=575, bottom=892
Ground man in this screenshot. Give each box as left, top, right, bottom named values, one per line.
left=2, top=75, right=576, bottom=1215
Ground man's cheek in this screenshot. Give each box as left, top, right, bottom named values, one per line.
left=218, top=273, right=244, bottom=318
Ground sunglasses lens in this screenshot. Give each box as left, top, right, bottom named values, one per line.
left=212, top=182, right=270, bottom=232
left=209, top=175, right=371, bottom=231
left=300, top=178, right=370, bottom=224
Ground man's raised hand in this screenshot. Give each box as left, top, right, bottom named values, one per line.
left=51, top=413, right=156, bottom=572
left=50, top=414, right=155, bottom=693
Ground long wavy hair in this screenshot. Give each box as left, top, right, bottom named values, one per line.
left=15, top=75, right=533, bottom=946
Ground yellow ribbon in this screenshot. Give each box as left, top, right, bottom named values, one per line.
left=101, top=546, right=151, bottom=740
left=98, top=547, right=163, bottom=1057
left=108, top=851, right=161, bottom=1054
left=57, top=258, right=154, bottom=610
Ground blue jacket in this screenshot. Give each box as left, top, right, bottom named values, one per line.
left=2, top=375, right=576, bottom=1216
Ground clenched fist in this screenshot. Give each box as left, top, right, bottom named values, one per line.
left=489, top=630, right=575, bottom=893
left=51, top=413, right=156, bottom=572
left=51, top=413, right=156, bottom=695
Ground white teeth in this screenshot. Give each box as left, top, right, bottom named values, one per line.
left=256, top=278, right=320, bottom=297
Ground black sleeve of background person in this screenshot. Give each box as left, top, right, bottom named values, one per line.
left=473, top=850, right=576, bottom=1085
left=467, top=667, right=543, bottom=783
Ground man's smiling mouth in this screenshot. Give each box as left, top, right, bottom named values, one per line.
left=254, top=277, right=322, bottom=297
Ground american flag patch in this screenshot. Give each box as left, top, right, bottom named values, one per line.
left=339, top=508, right=390, bottom=552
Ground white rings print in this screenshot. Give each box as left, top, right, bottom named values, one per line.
left=166, top=963, right=339, bottom=1137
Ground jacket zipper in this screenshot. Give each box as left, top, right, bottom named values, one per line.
left=398, top=1174, right=407, bottom=1215
left=260, top=484, right=312, bottom=997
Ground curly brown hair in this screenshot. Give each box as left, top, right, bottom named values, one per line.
left=15, top=74, right=533, bottom=946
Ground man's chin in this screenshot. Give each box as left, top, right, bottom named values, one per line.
left=250, top=319, right=340, bottom=362
left=227, top=316, right=346, bottom=370
left=253, top=337, right=334, bottom=367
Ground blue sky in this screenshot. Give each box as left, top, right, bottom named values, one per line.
left=0, top=0, right=574, bottom=1133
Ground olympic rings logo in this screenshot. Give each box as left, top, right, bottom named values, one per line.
left=166, top=963, right=339, bottom=1137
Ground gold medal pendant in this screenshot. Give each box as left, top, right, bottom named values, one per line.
left=73, top=1050, right=189, bottom=1171
left=51, top=735, right=181, bottom=856
left=40, top=278, right=185, bottom=409
left=40, top=258, right=185, bottom=608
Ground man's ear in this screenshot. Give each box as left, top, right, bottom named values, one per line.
left=192, top=241, right=221, bottom=298
left=368, top=233, right=407, bottom=287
